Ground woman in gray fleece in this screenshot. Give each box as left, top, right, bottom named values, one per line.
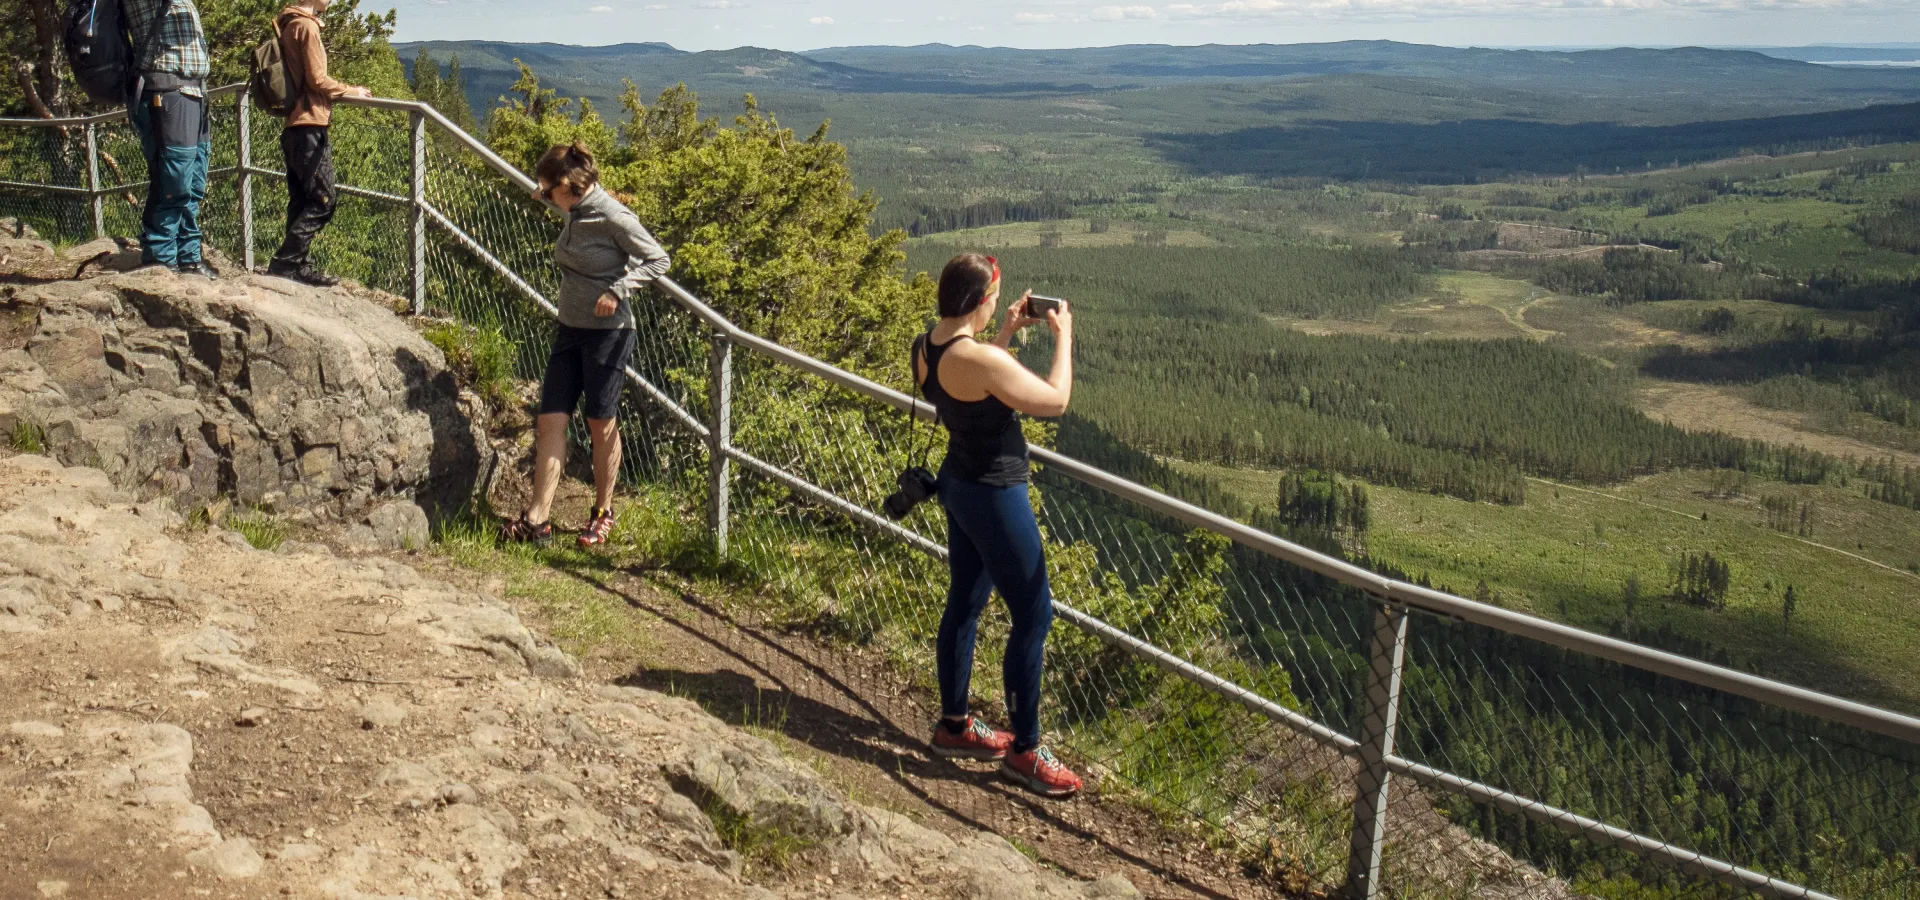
left=502, top=143, right=671, bottom=547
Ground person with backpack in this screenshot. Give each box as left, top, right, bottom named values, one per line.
left=122, top=0, right=215, bottom=277
left=265, top=0, right=371, bottom=287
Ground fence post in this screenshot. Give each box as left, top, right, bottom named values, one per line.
left=237, top=89, right=254, bottom=271
left=84, top=122, right=103, bottom=240
left=1343, top=603, right=1410, bottom=900
left=409, top=110, right=426, bottom=314
left=707, top=333, right=732, bottom=556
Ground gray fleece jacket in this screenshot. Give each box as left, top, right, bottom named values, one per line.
left=554, top=184, right=671, bottom=330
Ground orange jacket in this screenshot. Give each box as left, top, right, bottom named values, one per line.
left=277, top=7, right=353, bottom=128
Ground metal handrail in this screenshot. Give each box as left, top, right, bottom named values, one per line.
left=0, top=83, right=244, bottom=128
left=6, top=84, right=1913, bottom=900
left=655, top=274, right=1920, bottom=747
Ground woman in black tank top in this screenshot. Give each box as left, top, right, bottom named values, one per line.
left=913, top=253, right=1081, bottom=798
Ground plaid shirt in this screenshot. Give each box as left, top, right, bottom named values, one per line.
left=123, top=0, right=210, bottom=83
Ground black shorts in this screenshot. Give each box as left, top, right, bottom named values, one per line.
left=538, top=325, right=635, bottom=420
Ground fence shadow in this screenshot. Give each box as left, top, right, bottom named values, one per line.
left=547, top=562, right=1252, bottom=900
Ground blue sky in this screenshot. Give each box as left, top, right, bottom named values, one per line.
left=389, top=1, right=1920, bottom=51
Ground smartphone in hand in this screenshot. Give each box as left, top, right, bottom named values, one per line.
left=1026, top=294, right=1066, bottom=318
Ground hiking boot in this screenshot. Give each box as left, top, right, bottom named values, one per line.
left=929, top=716, right=1013, bottom=761
left=267, top=261, right=339, bottom=288
left=577, top=506, right=616, bottom=548
left=1000, top=745, right=1081, bottom=798
left=176, top=260, right=219, bottom=279
left=500, top=513, right=553, bottom=546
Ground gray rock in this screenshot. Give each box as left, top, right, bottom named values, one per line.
left=360, top=499, right=430, bottom=551
left=375, top=760, right=449, bottom=807
left=528, top=645, right=580, bottom=680
left=1081, top=875, right=1144, bottom=899
left=8, top=721, right=64, bottom=738
left=270, top=843, right=327, bottom=863
left=185, top=837, right=263, bottom=879
left=357, top=696, right=408, bottom=730
left=0, top=240, right=483, bottom=522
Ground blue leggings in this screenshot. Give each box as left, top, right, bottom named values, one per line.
left=936, top=473, right=1053, bottom=753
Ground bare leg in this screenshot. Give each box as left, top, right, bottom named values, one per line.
left=587, top=417, right=621, bottom=511
left=525, top=412, right=570, bottom=524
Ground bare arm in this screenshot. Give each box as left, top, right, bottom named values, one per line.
left=980, top=307, right=1073, bottom=417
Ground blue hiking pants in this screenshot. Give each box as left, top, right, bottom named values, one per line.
left=128, top=88, right=210, bottom=269
left=936, top=472, right=1054, bottom=753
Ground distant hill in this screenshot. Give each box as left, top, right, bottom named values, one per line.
left=1148, top=99, right=1920, bottom=182
left=395, top=39, right=1920, bottom=123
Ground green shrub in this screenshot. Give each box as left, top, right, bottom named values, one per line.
left=423, top=321, right=519, bottom=412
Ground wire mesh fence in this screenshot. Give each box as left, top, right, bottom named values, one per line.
left=5, top=89, right=1919, bottom=900
left=0, top=121, right=93, bottom=242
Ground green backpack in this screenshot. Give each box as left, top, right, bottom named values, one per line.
left=247, top=18, right=297, bottom=116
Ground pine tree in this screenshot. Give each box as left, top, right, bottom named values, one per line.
left=441, top=54, right=479, bottom=133
left=410, top=49, right=443, bottom=108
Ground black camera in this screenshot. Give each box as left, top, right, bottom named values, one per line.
left=883, top=466, right=939, bottom=520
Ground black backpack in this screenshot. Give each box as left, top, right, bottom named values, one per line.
left=63, top=0, right=172, bottom=106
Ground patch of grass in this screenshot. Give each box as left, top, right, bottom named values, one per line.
left=702, top=796, right=817, bottom=876
left=1173, top=458, right=1920, bottom=713
left=421, top=321, right=519, bottom=412
left=9, top=419, right=46, bottom=454
left=428, top=497, right=672, bottom=661
left=224, top=507, right=288, bottom=551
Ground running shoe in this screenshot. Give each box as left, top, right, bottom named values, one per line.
left=1001, top=745, right=1082, bottom=798
left=929, top=716, right=1014, bottom=761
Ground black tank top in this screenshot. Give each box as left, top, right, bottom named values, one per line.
left=915, top=331, right=1030, bottom=486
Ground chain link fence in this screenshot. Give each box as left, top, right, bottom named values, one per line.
left=4, top=89, right=1919, bottom=900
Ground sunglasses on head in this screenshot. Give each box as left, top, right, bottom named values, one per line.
left=532, top=182, right=558, bottom=202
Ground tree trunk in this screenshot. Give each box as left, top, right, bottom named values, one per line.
left=23, top=0, right=64, bottom=117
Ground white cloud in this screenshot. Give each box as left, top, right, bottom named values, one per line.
left=1093, top=4, right=1158, bottom=19
left=588, top=4, right=612, bottom=11
left=1013, top=11, right=1058, bottom=23
left=695, top=0, right=733, bottom=8
left=644, top=3, right=667, bottom=8
left=810, top=15, right=835, bottom=24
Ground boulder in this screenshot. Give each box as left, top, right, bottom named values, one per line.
left=0, top=233, right=484, bottom=523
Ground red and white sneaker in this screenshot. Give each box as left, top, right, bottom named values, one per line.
left=577, top=506, right=616, bottom=548
left=1001, top=746, right=1082, bottom=798
left=929, top=716, right=1014, bottom=761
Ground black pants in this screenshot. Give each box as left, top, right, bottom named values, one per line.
left=273, top=125, right=336, bottom=269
